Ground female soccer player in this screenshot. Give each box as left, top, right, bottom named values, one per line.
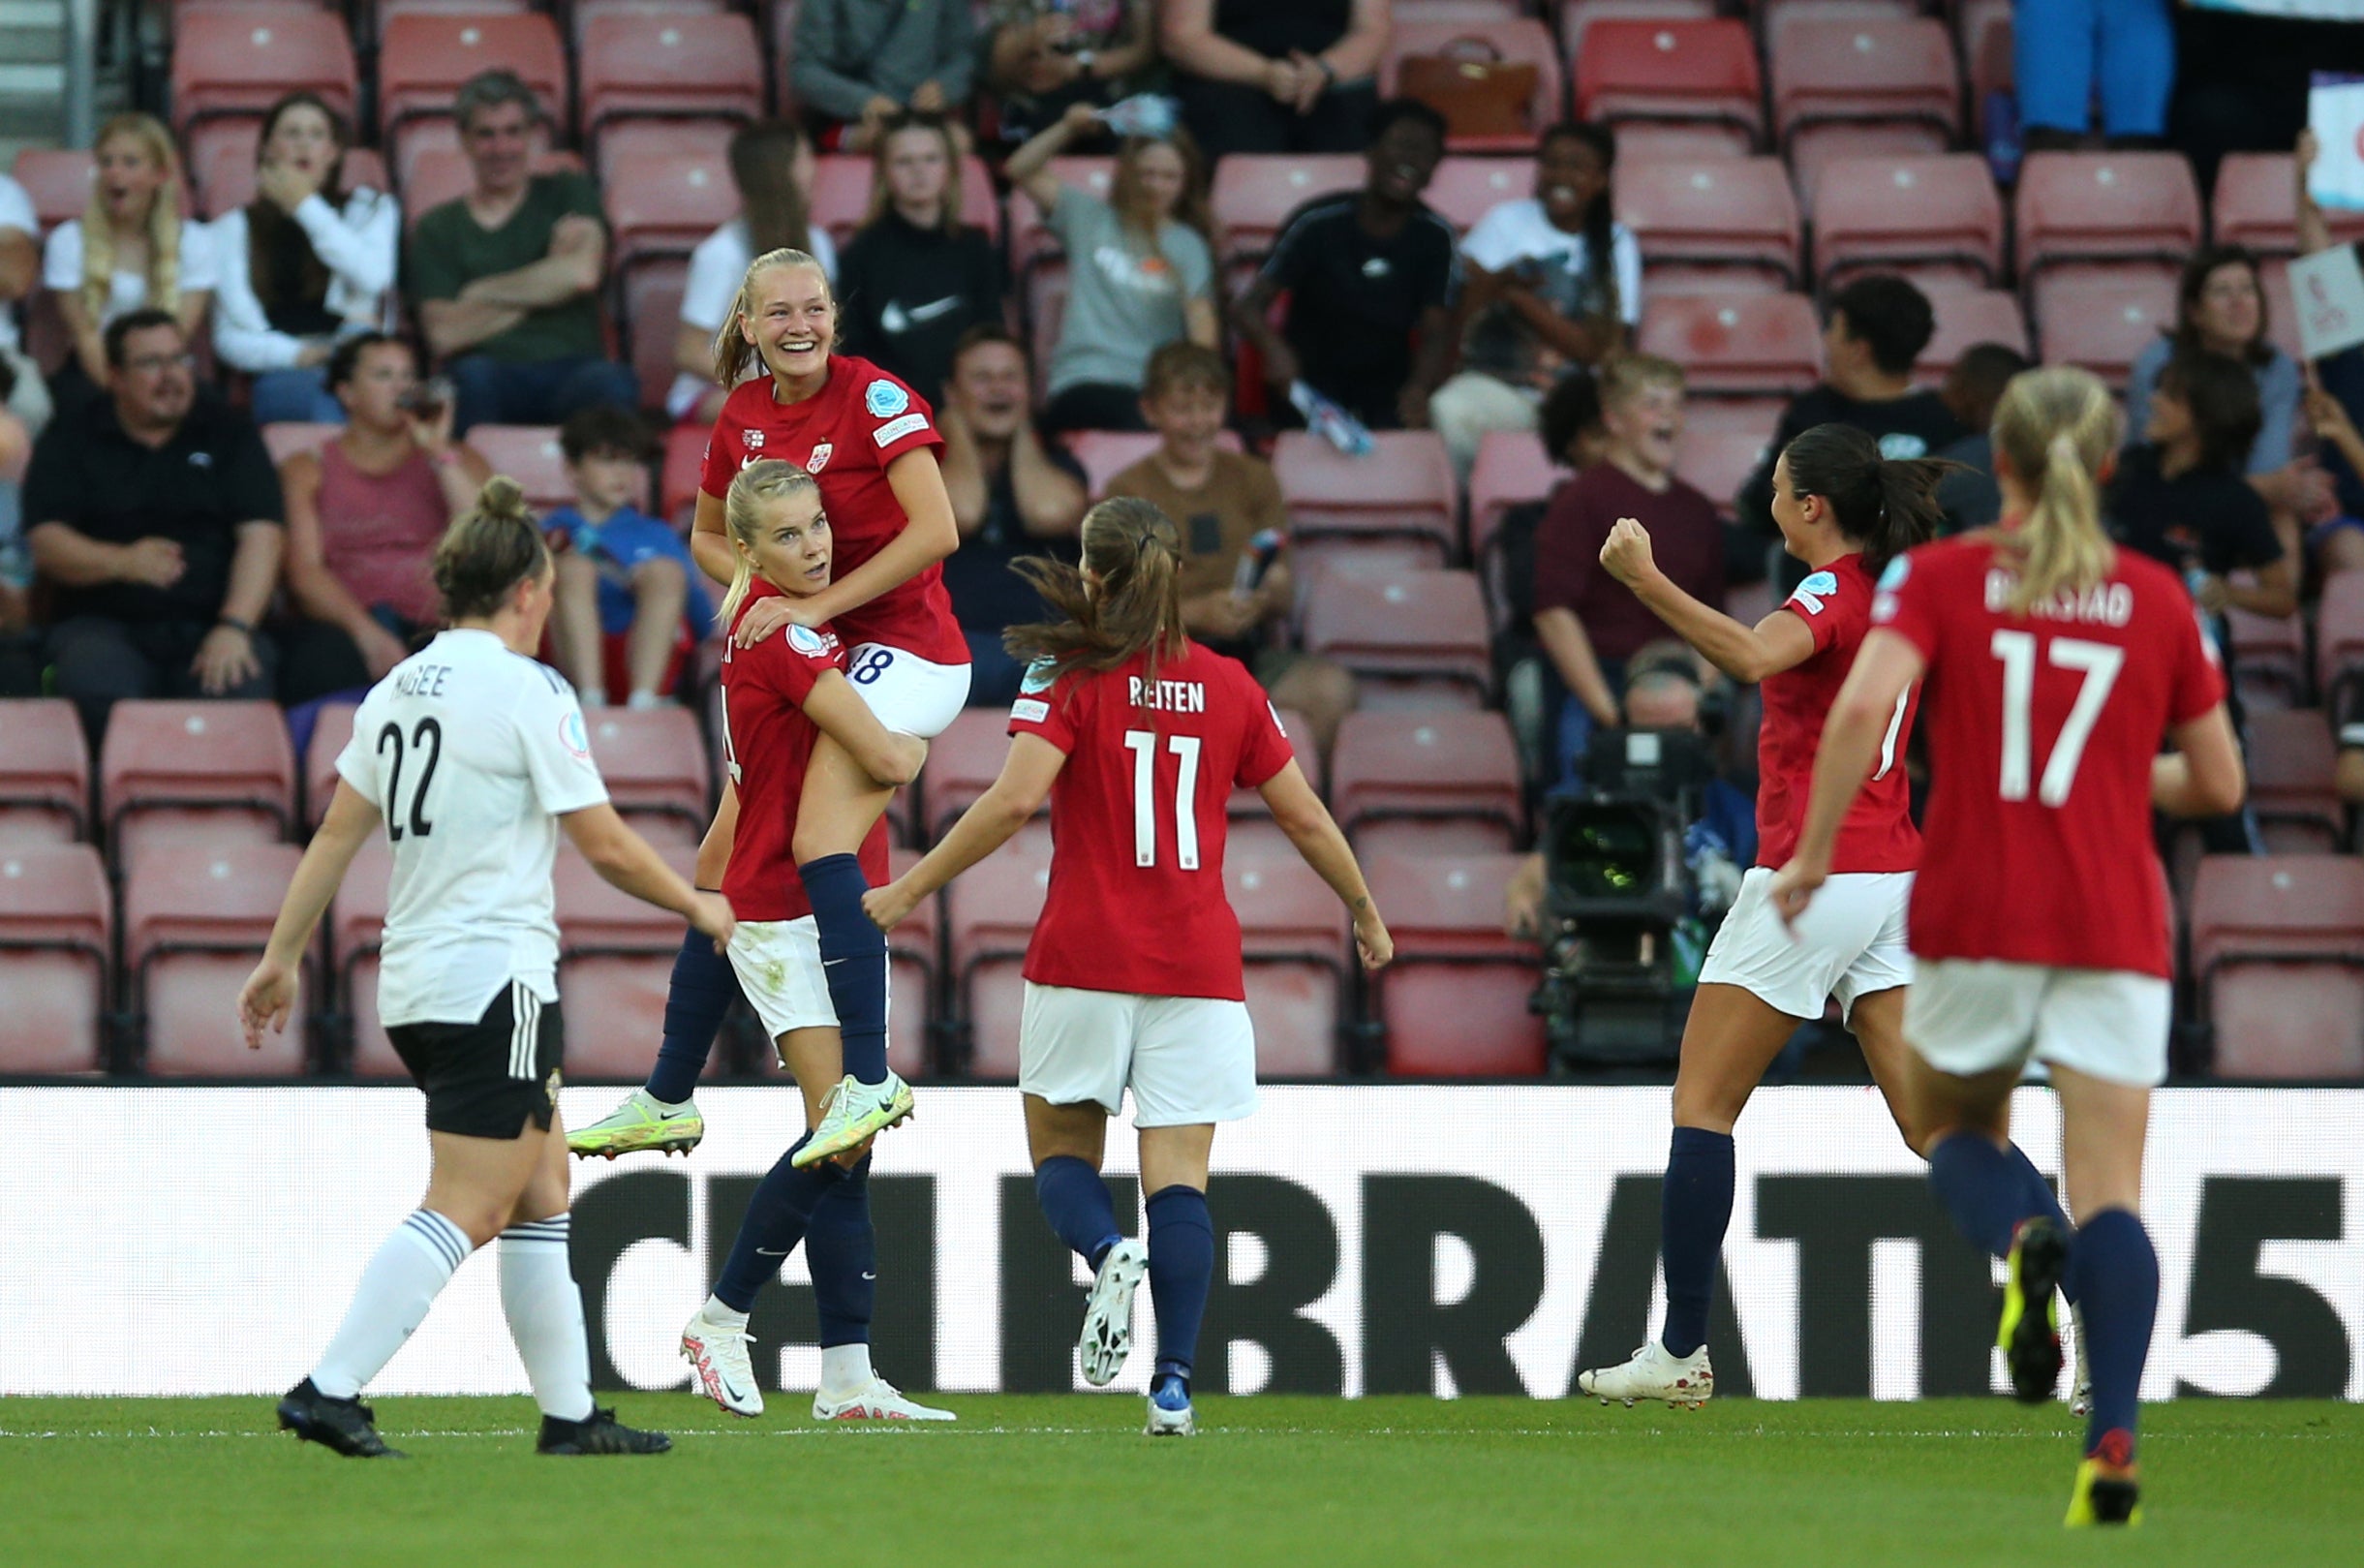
left=237, top=477, right=735, bottom=1459
left=864, top=497, right=1393, bottom=1436
left=1770, top=368, right=2245, bottom=1526
left=571, top=247, right=968, bottom=1166
left=1576, top=423, right=2072, bottom=1410
left=671, top=459, right=947, bottom=1421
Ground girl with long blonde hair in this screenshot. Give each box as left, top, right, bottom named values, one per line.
left=46, top=113, right=216, bottom=389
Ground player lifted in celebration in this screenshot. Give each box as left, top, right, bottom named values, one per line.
left=1771, top=368, right=2244, bottom=1526
left=1578, top=423, right=2073, bottom=1410
left=571, top=247, right=969, bottom=1166
left=675, top=459, right=951, bottom=1423
left=238, top=478, right=735, bottom=1459
left=866, top=498, right=1392, bottom=1436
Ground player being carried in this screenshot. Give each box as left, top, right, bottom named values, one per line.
left=676, top=458, right=953, bottom=1423
left=1771, top=367, right=2243, bottom=1526
left=572, top=247, right=970, bottom=1167
left=1577, top=423, right=2072, bottom=1410
left=865, top=497, right=1392, bottom=1436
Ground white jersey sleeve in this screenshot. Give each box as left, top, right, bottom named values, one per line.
left=333, top=688, right=389, bottom=809
left=511, top=666, right=609, bottom=816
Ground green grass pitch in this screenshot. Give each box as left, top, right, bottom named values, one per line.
left=5, top=1395, right=2355, bottom=1565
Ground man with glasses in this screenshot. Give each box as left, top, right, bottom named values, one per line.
left=24, top=307, right=284, bottom=740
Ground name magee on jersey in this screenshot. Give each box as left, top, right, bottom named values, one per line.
left=1130, top=676, right=1207, bottom=713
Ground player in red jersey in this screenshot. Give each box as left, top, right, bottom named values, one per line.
left=864, top=498, right=1393, bottom=1437
left=572, top=248, right=966, bottom=1165
left=663, top=459, right=955, bottom=1425
left=1771, top=368, right=2245, bottom=1526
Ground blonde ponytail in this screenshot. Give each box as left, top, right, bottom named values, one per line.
left=82, top=113, right=185, bottom=324
left=718, top=459, right=824, bottom=627
left=711, top=248, right=834, bottom=390
left=1989, top=366, right=2118, bottom=615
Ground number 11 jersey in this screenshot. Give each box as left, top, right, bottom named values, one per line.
left=1008, top=641, right=1296, bottom=1000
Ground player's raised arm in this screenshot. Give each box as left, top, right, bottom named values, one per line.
left=1257, top=759, right=1391, bottom=970
left=865, top=733, right=1068, bottom=931
left=1768, top=628, right=1925, bottom=923
left=237, top=780, right=381, bottom=1047
left=1602, top=516, right=1815, bottom=685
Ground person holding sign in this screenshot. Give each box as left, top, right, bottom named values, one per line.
left=2293, top=128, right=2364, bottom=576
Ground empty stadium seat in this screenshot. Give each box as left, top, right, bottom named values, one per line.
left=1228, top=853, right=1349, bottom=1074
left=1228, top=707, right=1324, bottom=822
left=808, top=153, right=999, bottom=251
left=1300, top=567, right=1491, bottom=708
left=2029, top=266, right=2178, bottom=389
left=1917, top=288, right=2030, bottom=384
left=127, top=842, right=307, bottom=1074
left=625, top=261, right=689, bottom=413
left=0, top=700, right=89, bottom=845
left=1574, top=20, right=1764, bottom=151
left=191, top=119, right=388, bottom=219
left=2224, top=606, right=2308, bottom=712
left=918, top=708, right=1026, bottom=841
left=1331, top=710, right=1523, bottom=854
left=554, top=844, right=699, bottom=1076
left=2318, top=570, right=2364, bottom=708
left=594, top=117, right=737, bottom=182
left=371, top=0, right=533, bottom=43
left=1364, top=852, right=1548, bottom=1075
left=467, top=426, right=572, bottom=511
left=1614, top=157, right=1799, bottom=289
left=882, top=845, right=936, bottom=1078
left=1809, top=155, right=2004, bottom=291
left=14, top=146, right=94, bottom=229
left=170, top=8, right=359, bottom=134
left=2190, top=855, right=2364, bottom=1078
left=1770, top=17, right=1959, bottom=153
left=333, top=834, right=401, bottom=1075
left=947, top=839, right=1054, bottom=1076
left=1673, top=412, right=1773, bottom=521
left=2245, top=709, right=2343, bottom=854
left=2013, top=152, right=2203, bottom=276
left=577, top=13, right=764, bottom=140
left=1637, top=292, right=1823, bottom=396
left=659, top=419, right=710, bottom=527
left=583, top=708, right=711, bottom=845
left=101, top=701, right=294, bottom=873
left=1210, top=155, right=1366, bottom=263
left=2212, top=152, right=2364, bottom=257
left=1271, top=430, right=1459, bottom=567
left=603, top=148, right=737, bottom=271
left=378, top=14, right=568, bottom=139
left=1467, top=429, right=1562, bottom=560
left=303, top=701, right=357, bottom=826
left=0, top=844, right=110, bottom=1072
left=1559, top=0, right=1716, bottom=58
left=1385, top=18, right=1565, bottom=152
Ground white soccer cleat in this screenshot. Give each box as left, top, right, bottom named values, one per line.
left=1078, top=1239, right=1150, bottom=1388
left=1576, top=1342, right=1715, bottom=1409
left=812, top=1377, right=956, bottom=1422
left=681, top=1308, right=763, bottom=1418
left=792, top=1072, right=916, bottom=1169
left=2069, top=1303, right=2092, bottom=1418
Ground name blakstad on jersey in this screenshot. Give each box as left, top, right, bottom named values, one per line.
left=1128, top=676, right=1207, bottom=714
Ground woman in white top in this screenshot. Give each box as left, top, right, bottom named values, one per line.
left=211, top=93, right=400, bottom=426
left=44, top=112, right=216, bottom=395
left=668, top=121, right=836, bottom=424
left=238, top=476, right=734, bottom=1460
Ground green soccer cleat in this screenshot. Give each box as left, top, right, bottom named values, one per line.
left=567, top=1090, right=704, bottom=1160
left=1998, top=1215, right=2068, bottom=1404
left=791, top=1072, right=915, bottom=1169
left=2065, top=1453, right=2141, bottom=1527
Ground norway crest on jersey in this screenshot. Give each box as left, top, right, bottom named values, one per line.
left=742, top=429, right=764, bottom=452
left=807, top=442, right=833, bottom=475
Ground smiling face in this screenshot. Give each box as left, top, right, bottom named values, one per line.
left=461, top=98, right=535, bottom=197
left=1366, top=115, right=1445, bottom=206
left=744, top=261, right=836, bottom=384
left=740, top=485, right=833, bottom=598
left=1537, top=132, right=1609, bottom=231
left=97, top=132, right=167, bottom=227
left=1141, top=378, right=1227, bottom=465
left=1769, top=453, right=1833, bottom=558
left=1602, top=379, right=1683, bottom=479
left=2193, top=261, right=2262, bottom=355
left=261, top=100, right=340, bottom=183
left=949, top=338, right=1030, bottom=443
left=882, top=124, right=951, bottom=221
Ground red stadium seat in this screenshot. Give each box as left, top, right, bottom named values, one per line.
left=1559, top=0, right=1716, bottom=59
left=1365, top=852, right=1548, bottom=1075
left=332, top=835, right=403, bottom=1075
left=2318, top=571, right=2364, bottom=708
left=569, top=0, right=728, bottom=49
left=127, top=842, right=307, bottom=1074
left=1300, top=566, right=1492, bottom=709
left=1786, top=121, right=1950, bottom=213
left=1614, top=157, right=1799, bottom=289
left=1637, top=292, right=1823, bottom=397
left=13, top=147, right=95, bottom=229
left=101, top=700, right=293, bottom=874
left=603, top=148, right=737, bottom=272
left=1384, top=18, right=1566, bottom=153
left=2223, top=605, right=2308, bottom=712
left=885, top=845, right=937, bottom=1078
left=1228, top=853, right=1349, bottom=1074
left=1770, top=17, right=1959, bottom=153
left=2190, top=855, right=2364, bottom=1078
left=1211, top=155, right=1365, bottom=264
left=577, top=14, right=764, bottom=140
left=808, top=153, right=999, bottom=252
left=1005, top=158, right=1113, bottom=276
left=1271, top=430, right=1459, bottom=569
left=0, top=845, right=110, bottom=1072
left=303, top=701, right=357, bottom=826
left=2013, top=151, right=2202, bottom=277
left=2029, top=266, right=2178, bottom=389
left=625, top=260, right=689, bottom=413
left=1331, top=710, right=1523, bottom=854
left=1574, top=20, right=1764, bottom=150
left=2244, top=709, right=2343, bottom=854
left=594, top=118, right=737, bottom=183
left=920, top=708, right=1028, bottom=842
left=1809, top=155, right=2004, bottom=292
left=554, top=844, right=699, bottom=1076
left=1917, top=288, right=2030, bottom=384
left=377, top=14, right=568, bottom=139
left=0, top=700, right=89, bottom=845
left=1228, top=708, right=1324, bottom=824
left=1423, top=156, right=1531, bottom=235
left=372, top=0, right=533, bottom=44
left=2212, top=152, right=2364, bottom=257
left=467, top=425, right=572, bottom=512
left=1673, top=412, right=1775, bottom=521
left=169, top=8, right=358, bottom=134
left=946, top=839, right=1054, bottom=1076
left=190, top=117, right=389, bottom=219
left=1467, top=429, right=1562, bottom=561
left=583, top=708, right=711, bottom=846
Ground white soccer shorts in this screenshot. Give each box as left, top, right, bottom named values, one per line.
left=1697, top=867, right=1915, bottom=1024
left=1018, top=982, right=1259, bottom=1127
left=726, top=916, right=890, bottom=1056
left=1905, top=960, right=2171, bottom=1088
left=845, top=644, right=970, bottom=738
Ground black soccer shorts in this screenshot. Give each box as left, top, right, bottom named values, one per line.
left=387, top=979, right=566, bottom=1139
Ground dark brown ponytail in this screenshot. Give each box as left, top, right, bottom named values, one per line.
left=1004, top=497, right=1188, bottom=689
left=1779, top=422, right=1951, bottom=577
left=432, top=476, right=548, bottom=620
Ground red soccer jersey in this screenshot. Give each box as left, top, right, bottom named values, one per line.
left=1755, top=551, right=1921, bottom=872
left=1008, top=641, right=1298, bottom=1000
left=718, top=583, right=890, bottom=922
left=699, top=354, right=967, bottom=665
left=1871, top=534, right=2226, bottom=976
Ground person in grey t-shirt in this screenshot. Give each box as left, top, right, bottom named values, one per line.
left=1006, top=103, right=1220, bottom=436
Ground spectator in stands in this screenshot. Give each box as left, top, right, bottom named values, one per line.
left=545, top=405, right=706, bottom=710
left=2112, top=349, right=2296, bottom=623
left=1007, top=103, right=1220, bottom=436
left=44, top=113, right=214, bottom=404
left=2123, top=246, right=2307, bottom=515
left=1105, top=340, right=1358, bottom=753
left=791, top=0, right=976, bottom=155
left=1933, top=342, right=2032, bottom=534
left=406, top=71, right=638, bottom=435
left=986, top=0, right=1155, bottom=145
left=2015, top=0, right=2174, bottom=152
left=1532, top=355, right=1722, bottom=776
left=211, top=93, right=400, bottom=427
left=668, top=121, right=834, bottom=426
left=2339, top=705, right=2364, bottom=814
left=1428, top=122, right=1639, bottom=479
left=23, top=310, right=281, bottom=741
left=835, top=112, right=1006, bottom=411
left=2291, top=130, right=2364, bottom=577
left=0, top=168, right=48, bottom=432
left=0, top=403, right=32, bottom=692
left=1734, top=274, right=1962, bottom=585
left=1230, top=98, right=1456, bottom=434
left=1162, top=0, right=1389, bottom=163
left=936, top=325, right=1088, bottom=705
left=276, top=333, right=491, bottom=706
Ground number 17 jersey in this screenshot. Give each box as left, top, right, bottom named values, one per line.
left=1008, top=641, right=1297, bottom=1000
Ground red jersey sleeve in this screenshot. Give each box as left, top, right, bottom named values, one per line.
left=1008, top=659, right=1083, bottom=752
left=2166, top=595, right=2228, bottom=726
left=1235, top=681, right=1295, bottom=789
left=853, top=370, right=943, bottom=466
left=1783, top=561, right=1864, bottom=656
left=698, top=405, right=741, bottom=500
left=761, top=622, right=844, bottom=705
left=1869, top=546, right=1942, bottom=662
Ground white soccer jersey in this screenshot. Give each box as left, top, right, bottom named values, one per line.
left=336, top=629, right=609, bottom=1028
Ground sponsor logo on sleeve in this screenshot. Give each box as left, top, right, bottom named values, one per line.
left=562, top=709, right=593, bottom=760
left=1877, top=433, right=1928, bottom=460
left=786, top=624, right=829, bottom=656
left=806, top=441, right=833, bottom=474
left=1020, top=657, right=1059, bottom=694
left=864, top=379, right=911, bottom=418
left=1011, top=697, right=1051, bottom=723
left=1790, top=569, right=1839, bottom=616
left=872, top=412, right=931, bottom=447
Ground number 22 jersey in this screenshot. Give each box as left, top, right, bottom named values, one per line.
left=1008, top=642, right=1297, bottom=1000
left=1871, top=536, right=2225, bottom=977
